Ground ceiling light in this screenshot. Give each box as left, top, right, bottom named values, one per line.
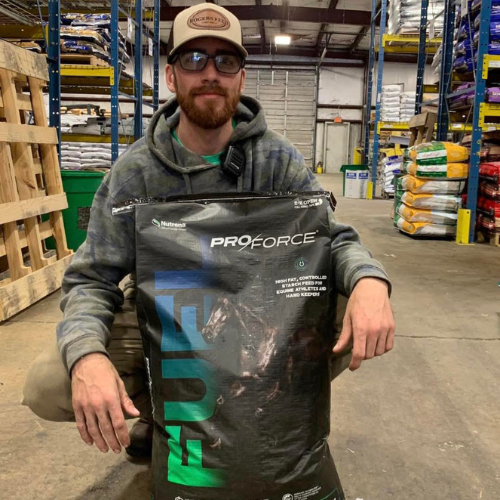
left=275, top=35, right=291, bottom=45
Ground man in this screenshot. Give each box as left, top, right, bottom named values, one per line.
left=23, top=3, right=395, bottom=460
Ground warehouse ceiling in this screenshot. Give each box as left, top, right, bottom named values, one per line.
left=1, top=0, right=403, bottom=63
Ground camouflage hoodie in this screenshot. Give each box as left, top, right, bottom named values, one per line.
left=58, top=95, right=390, bottom=373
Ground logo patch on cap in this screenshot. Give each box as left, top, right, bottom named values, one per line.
left=187, top=8, right=230, bottom=31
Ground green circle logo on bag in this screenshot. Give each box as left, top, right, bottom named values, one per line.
left=294, top=257, right=307, bottom=271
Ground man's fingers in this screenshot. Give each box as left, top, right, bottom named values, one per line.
left=109, top=389, right=131, bottom=448
left=85, top=411, right=109, bottom=453
left=386, top=323, right=395, bottom=352
left=95, top=408, right=122, bottom=454
left=349, top=327, right=366, bottom=371
left=118, top=381, right=140, bottom=418
left=333, top=318, right=353, bottom=354
left=364, top=328, right=379, bottom=359
left=74, top=407, right=93, bottom=446
left=375, top=327, right=389, bottom=356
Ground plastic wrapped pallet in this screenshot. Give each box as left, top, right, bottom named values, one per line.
left=382, top=156, right=402, bottom=195
left=401, top=175, right=467, bottom=194
left=388, top=0, right=445, bottom=35
left=401, top=192, right=463, bottom=211
left=395, top=215, right=457, bottom=236
left=398, top=204, right=459, bottom=225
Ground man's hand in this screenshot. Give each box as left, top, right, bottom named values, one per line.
left=333, top=277, right=395, bottom=371
left=71, top=353, right=140, bottom=453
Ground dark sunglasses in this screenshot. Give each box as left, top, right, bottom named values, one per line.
left=173, top=50, right=245, bottom=75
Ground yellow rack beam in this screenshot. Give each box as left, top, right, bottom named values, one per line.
left=482, top=54, right=500, bottom=79
left=375, top=121, right=500, bottom=133
left=377, top=122, right=410, bottom=132
left=377, top=34, right=442, bottom=54
left=61, top=134, right=135, bottom=144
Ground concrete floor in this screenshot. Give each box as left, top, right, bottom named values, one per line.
left=1, top=173, right=499, bottom=500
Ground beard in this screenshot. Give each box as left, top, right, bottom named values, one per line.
left=175, top=79, right=241, bottom=129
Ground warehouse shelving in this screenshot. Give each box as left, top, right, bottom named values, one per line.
left=434, top=0, right=493, bottom=243
left=363, top=0, right=439, bottom=197
left=47, top=0, right=160, bottom=161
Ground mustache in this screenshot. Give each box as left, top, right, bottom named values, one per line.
left=190, top=85, right=228, bottom=97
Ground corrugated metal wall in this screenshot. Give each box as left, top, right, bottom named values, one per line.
left=244, top=68, right=317, bottom=168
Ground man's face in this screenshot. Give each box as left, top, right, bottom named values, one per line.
left=166, top=37, right=246, bottom=129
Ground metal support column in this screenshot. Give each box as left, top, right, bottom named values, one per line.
left=110, top=0, right=119, bottom=161
left=415, top=0, right=429, bottom=113
left=153, top=0, right=160, bottom=111
left=134, top=0, right=143, bottom=140
left=363, top=0, right=378, bottom=164
left=467, top=0, right=492, bottom=242
left=370, top=0, right=389, bottom=195
left=48, top=0, right=61, bottom=156
left=436, top=0, right=455, bottom=140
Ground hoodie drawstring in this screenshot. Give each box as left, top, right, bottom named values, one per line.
left=183, top=173, right=193, bottom=194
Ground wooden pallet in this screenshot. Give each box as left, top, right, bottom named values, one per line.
left=0, top=39, right=73, bottom=322
left=408, top=112, right=437, bottom=146
left=60, top=53, right=109, bottom=67
left=477, top=229, right=500, bottom=247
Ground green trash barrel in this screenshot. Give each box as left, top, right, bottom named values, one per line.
left=60, top=171, right=106, bottom=251
left=339, top=164, right=369, bottom=198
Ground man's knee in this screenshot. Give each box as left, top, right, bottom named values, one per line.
left=22, top=342, right=75, bottom=422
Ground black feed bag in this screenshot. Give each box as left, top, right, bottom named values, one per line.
left=132, top=192, right=344, bottom=500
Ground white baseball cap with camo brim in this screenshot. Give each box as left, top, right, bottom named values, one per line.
left=167, top=3, right=248, bottom=62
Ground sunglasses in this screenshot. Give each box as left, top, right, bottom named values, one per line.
left=174, top=50, right=245, bottom=75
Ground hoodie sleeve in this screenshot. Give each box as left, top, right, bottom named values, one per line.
left=57, top=159, right=145, bottom=374
left=280, top=151, right=391, bottom=297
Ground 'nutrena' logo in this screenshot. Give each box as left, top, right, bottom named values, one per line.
left=187, top=9, right=230, bottom=30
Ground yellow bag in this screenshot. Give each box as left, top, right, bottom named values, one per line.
left=408, top=162, right=469, bottom=179
left=395, top=215, right=457, bottom=236
left=409, top=141, right=470, bottom=165
left=401, top=192, right=463, bottom=211
left=401, top=175, right=467, bottom=194
left=398, top=203, right=458, bottom=225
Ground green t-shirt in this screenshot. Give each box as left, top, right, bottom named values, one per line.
left=171, top=119, right=236, bottom=166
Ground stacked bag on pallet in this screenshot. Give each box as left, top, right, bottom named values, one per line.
left=399, top=92, right=416, bottom=122
left=382, top=155, right=403, bottom=196
left=394, top=141, right=469, bottom=236
left=432, top=43, right=443, bottom=79
left=477, top=162, right=500, bottom=234
left=60, top=13, right=130, bottom=66
left=388, top=0, right=445, bottom=35
left=381, top=84, right=403, bottom=122
left=60, top=142, right=128, bottom=170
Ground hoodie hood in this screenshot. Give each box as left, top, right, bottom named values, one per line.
left=146, top=94, right=267, bottom=177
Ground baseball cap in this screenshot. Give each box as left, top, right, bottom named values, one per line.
left=167, top=3, right=248, bottom=62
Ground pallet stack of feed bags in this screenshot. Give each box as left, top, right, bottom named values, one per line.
left=388, top=0, right=445, bottom=35
left=394, top=141, right=470, bottom=237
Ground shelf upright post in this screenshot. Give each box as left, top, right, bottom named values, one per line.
left=370, top=0, right=389, bottom=196
left=363, top=0, right=379, bottom=164
left=110, top=0, right=119, bottom=161
left=436, top=0, right=455, bottom=140
left=415, top=0, right=429, bottom=113
left=153, top=0, right=160, bottom=112
left=467, top=0, right=492, bottom=242
left=134, top=0, right=143, bottom=140
left=48, top=0, right=61, bottom=158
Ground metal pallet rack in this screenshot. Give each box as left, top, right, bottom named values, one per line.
left=47, top=0, right=160, bottom=161
left=362, top=0, right=441, bottom=197
left=434, top=0, right=495, bottom=243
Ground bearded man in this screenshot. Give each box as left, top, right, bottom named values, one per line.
left=22, top=3, right=394, bottom=460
